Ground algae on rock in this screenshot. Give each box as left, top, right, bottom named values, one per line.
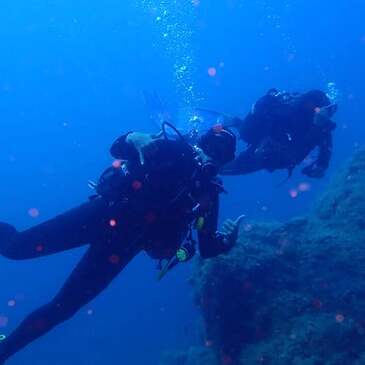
left=162, top=149, right=365, bottom=365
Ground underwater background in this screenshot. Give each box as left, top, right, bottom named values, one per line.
left=0, top=0, right=364, bottom=364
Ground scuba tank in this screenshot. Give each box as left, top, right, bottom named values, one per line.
left=157, top=202, right=211, bottom=281
left=157, top=231, right=197, bottom=281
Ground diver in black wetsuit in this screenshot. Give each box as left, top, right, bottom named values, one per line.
left=0, top=123, right=243, bottom=364
left=221, top=89, right=338, bottom=178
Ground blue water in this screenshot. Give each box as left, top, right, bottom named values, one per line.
left=0, top=0, right=363, bottom=364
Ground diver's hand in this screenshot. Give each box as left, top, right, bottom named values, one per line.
left=219, top=215, right=246, bottom=248
left=302, top=163, right=326, bottom=179
left=126, top=132, right=156, bottom=165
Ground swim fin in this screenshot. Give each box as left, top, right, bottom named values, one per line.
left=194, top=108, right=241, bottom=128
left=0, top=223, right=17, bottom=258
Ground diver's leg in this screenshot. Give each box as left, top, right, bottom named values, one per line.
left=0, top=198, right=111, bottom=260
left=221, top=149, right=265, bottom=175
left=0, top=239, right=141, bottom=363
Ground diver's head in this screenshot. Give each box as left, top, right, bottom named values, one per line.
left=198, top=125, right=236, bottom=167
left=299, top=90, right=338, bottom=117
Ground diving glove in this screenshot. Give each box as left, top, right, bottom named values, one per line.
left=218, top=215, right=246, bottom=249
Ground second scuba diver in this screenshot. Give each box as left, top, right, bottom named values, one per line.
left=0, top=123, right=243, bottom=363
left=220, top=89, right=338, bottom=178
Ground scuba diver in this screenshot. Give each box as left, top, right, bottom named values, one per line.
left=219, top=89, right=338, bottom=178
left=0, top=123, right=243, bottom=363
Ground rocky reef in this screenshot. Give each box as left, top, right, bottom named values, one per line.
left=161, top=149, right=365, bottom=365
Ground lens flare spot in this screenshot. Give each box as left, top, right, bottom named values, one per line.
left=132, top=180, right=143, bottom=191
left=109, top=219, right=117, bottom=227
left=112, top=160, right=122, bottom=169
left=212, top=124, right=224, bottom=133
left=35, top=244, right=44, bottom=253
left=0, top=317, right=9, bottom=328
left=222, top=354, right=233, bottom=365
left=208, top=67, right=217, bottom=77
left=87, top=309, right=94, bottom=316
left=109, top=255, right=120, bottom=265
left=145, top=212, right=157, bottom=224
left=7, top=300, right=16, bottom=308
left=28, top=208, right=40, bottom=218
left=289, top=189, right=298, bottom=199
left=312, top=299, right=322, bottom=310
left=243, top=280, right=253, bottom=290
left=336, top=314, right=345, bottom=323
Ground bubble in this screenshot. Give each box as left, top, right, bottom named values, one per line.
left=287, top=53, right=296, bottom=62
left=0, top=335, right=6, bottom=341
left=326, top=82, right=341, bottom=103
left=243, top=224, right=253, bottom=232
left=139, top=0, right=201, bottom=110
left=205, top=339, right=213, bottom=347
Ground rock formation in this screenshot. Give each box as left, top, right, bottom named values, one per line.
left=161, top=149, right=365, bottom=365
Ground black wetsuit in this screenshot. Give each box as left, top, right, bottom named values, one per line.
left=0, top=134, right=229, bottom=363
left=222, top=90, right=336, bottom=176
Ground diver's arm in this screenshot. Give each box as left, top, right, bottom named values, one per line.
left=316, top=132, right=333, bottom=171
left=197, top=193, right=233, bottom=259
left=220, top=146, right=263, bottom=175
left=302, top=132, right=334, bottom=178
